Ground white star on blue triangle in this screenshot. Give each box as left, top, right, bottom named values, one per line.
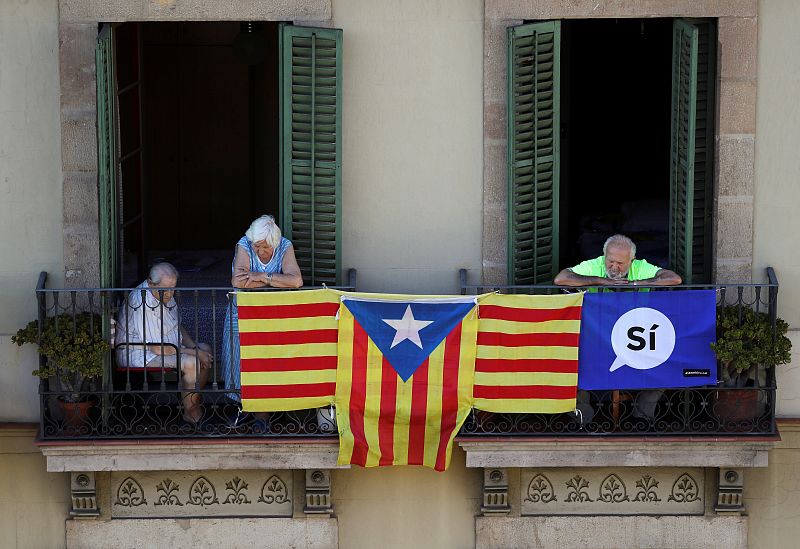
left=343, top=299, right=475, bottom=381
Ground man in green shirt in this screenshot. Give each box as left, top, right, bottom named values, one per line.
left=554, top=234, right=682, bottom=423
left=554, top=234, right=682, bottom=287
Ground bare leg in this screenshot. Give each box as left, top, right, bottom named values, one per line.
left=180, top=352, right=210, bottom=423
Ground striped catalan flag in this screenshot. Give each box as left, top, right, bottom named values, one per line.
left=474, top=292, right=583, bottom=413
left=335, top=296, right=478, bottom=472
left=237, top=289, right=340, bottom=412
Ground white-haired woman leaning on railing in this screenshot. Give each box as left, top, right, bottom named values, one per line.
left=221, top=215, right=303, bottom=414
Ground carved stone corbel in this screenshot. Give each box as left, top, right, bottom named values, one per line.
left=70, top=472, right=100, bottom=518
left=304, top=469, right=333, bottom=515
left=481, top=468, right=510, bottom=515
left=715, top=468, right=745, bottom=513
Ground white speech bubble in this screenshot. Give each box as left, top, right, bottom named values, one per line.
left=609, top=307, right=676, bottom=372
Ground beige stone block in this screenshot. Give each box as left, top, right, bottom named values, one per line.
left=59, top=0, right=90, bottom=21
left=714, top=259, right=753, bottom=284
left=485, top=101, right=506, bottom=141
left=63, top=172, right=99, bottom=227
left=483, top=18, right=516, bottom=104
left=63, top=227, right=100, bottom=287
left=67, top=516, right=338, bottom=549
left=483, top=262, right=508, bottom=286
left=716, top=197, right=754, bottom=258
left=486, top=0, right=757, bottom=20
left=483, top=206, right=507, bottom=265
left=718, top=135, right=755, bottom=197
left=61, top=113, right=98, bottom=173
left=476, top=514, right=748, bottom=549
left=719, top=79, right=757, bottom=135
left=59, top=23, right=97, bottom=111
left=719, top=17, right=758, bottom=80
left=483, top=141, right=507, bottom=211
left=60, top=0, right=331, bottom=23
left=62, top=165, right=100, bottom=289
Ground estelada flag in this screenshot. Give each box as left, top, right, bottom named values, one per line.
left=335, top=295, right=478, bottom=471
left=474, top=292, right=583, bottom=413
left=237, top=289, right=339, bottom=411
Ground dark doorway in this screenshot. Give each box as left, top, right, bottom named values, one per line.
left=117, top=21, right=280, bottom=287
left=559, top=18, right=673, bottom=268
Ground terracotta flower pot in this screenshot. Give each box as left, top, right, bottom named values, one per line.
left=56, top=398, right=94, bottom=430
left=714, top=389, right=760, bottom=432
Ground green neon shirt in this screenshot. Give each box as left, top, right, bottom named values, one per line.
left=569, top=256, right=662, bottom=281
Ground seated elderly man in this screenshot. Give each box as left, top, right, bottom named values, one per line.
left=554, top=234, right=682, bottom=422
left=115, top=262, right=212, bottom=424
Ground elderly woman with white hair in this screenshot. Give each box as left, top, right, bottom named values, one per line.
left=221, top=215, right=303, bottom=403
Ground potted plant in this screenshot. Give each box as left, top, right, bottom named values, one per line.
left=710, top=305, right=792, bottom=424
left=13, top=312, right=108, bottom=426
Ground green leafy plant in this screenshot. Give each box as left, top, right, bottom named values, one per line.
left=711, top=306, right=792, bottom=387
left=12, top=312, right=108, bottom=402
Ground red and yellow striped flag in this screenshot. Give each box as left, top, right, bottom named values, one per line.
left=335, top=296, right=477, bottom=471
left=474, top=292, right=583, bottom=413
left=237, top=289, right=340, bottom=411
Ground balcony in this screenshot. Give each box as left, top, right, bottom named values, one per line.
left=29, top=269, right=780, bottom=441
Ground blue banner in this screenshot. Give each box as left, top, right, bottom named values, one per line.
left=577, top=290, right=717, bottom=390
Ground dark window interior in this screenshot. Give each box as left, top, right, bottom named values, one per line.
left=559, top=18, right=673, bottom=269
left=118, top=21, right=280, bottom=287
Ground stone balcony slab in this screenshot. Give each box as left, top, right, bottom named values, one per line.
left=38, top=439, right=345, bottom=472
left=458, top=437, right=776, bottom=468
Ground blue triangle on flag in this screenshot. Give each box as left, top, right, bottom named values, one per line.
left=343, top=299, right=474, bottom=382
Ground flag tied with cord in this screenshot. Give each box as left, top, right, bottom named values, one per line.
left=237, top=289, right=584, bottom=471
left=474, top=293, right=583, bottom=413
left=237, top=290, right=339, bottom=411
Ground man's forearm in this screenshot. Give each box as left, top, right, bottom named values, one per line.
left=638, top=269, right=683, bottom=286
left=554, top=269, right=607, bottom=286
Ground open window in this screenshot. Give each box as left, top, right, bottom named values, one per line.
left=507, top=19, right=716, bottom=284
left=96, top=22, right=342, bottom=288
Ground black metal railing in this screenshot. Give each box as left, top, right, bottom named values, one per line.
left=35, top=270, right=356, bottom=440
left=33, top=267, right=779, bottom=440
left=457, top=267, right=779, bottom=437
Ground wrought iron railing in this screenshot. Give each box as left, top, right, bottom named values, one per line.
left=33, top=268, right=779, bottom=440
left=35, top=270, right=356, bottom=440
left=458, top=267, right=779, bottom=437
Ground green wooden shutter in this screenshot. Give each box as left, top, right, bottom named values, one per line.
left=279, top=24, right=342, bottom=286
left=507, top=21, right=561, bottom=285
left=669, top=19, right=715, bottom=284
left=97, top=24, right=118, bottom=289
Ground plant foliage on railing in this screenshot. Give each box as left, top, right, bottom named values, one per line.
left=13, top=312, right=108, bottom=401
left=711, top=306, right=791, bottom=387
